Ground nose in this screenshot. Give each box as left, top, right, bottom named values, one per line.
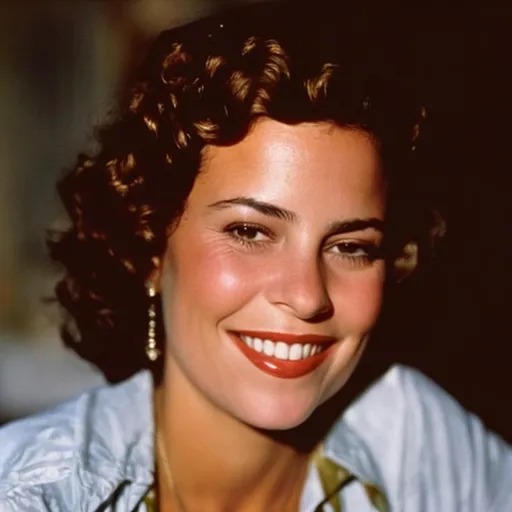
left=266, top=253, right=333, bottom=321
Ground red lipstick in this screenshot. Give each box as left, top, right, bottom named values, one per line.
left=229, top=331, right=337, bottom=379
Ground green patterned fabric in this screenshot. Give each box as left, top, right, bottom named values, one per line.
left=314, top=446, right=388, bottom=512
left=143, top=487, right=157, bottom=511
left=142, top=448, right=388, bottom=511
left=362, top=482, right=388, bottom=512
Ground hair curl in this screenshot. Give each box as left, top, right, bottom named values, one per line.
left=48, top=2, right=444, bottom=383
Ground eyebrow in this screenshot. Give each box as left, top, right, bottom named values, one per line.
left=207, top=197, right=298, bottom=223
left=208, top=196, right=385, bottom=235
left=325, top=218, right=385, bottom=238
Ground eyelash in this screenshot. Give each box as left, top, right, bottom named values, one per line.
left=328, top=241, right=383, bottom=267
left=224, top=222, right=383, bottom=267
left=224, top=223, right=273, bottom=248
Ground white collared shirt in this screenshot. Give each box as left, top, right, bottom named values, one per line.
left=0, top=365, right=511, bottom=511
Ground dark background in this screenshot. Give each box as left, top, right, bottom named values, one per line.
left=375, top=7, right=512, bottom=442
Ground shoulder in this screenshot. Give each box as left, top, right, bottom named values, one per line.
left=344, top=363, right=502, bottom=447
left=0, top=370, right=154, bottom=510
left=339, top=364, right=512, bottom=510
left=344, top=363, right=473, bottom=434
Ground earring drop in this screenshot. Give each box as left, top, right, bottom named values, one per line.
left=145, top=286, right=161, bottom=362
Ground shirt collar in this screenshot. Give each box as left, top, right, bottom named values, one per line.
left=323, top=416, right=387, bottom=492
left=77, top=370, right=155, bottom=509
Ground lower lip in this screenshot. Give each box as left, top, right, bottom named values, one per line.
left=230, top=333, right=334, bottom=379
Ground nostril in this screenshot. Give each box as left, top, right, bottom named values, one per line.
left=273, top=294, right=334, bottom=323
left=302, top=302, right=334, bottom=323
left=265, top=257, right=333, bottom=320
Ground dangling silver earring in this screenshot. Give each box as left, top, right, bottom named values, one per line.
left=145, top=286, right=161, bottom=362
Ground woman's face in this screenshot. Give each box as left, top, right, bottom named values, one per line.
left=160, top=119, right=386, bottom=430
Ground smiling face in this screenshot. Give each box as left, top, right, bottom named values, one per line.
left=159, top=119, right=387, bottom=430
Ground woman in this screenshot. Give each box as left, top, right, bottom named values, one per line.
left=1, top=2, right=510, bottom=511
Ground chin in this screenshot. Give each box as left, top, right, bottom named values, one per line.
left=237, top=370, right=362, bottom=432
left=233, top=392, right=320, bottom=432
left=247, top=414, right=313, bottom=432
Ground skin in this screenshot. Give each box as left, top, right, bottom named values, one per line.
left=153, top=119, right=387, bottom=511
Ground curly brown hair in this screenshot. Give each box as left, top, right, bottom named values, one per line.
left=48, top=2, right=442, bottom=383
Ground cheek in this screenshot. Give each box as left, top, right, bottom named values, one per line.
left=170, top=240, right=262, bottom=314
left=331, top=268, right=385, bottom=330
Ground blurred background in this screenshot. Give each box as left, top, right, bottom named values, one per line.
left=0, top=2, right=510, bottom=443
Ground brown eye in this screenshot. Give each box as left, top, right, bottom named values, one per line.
left=328, top=241, right=382, bottom=265
left=334, top=242, right=368, bottom=257
left=224, top=223, right=272, bottom=246
left=232, top=225, right=261, bottom=241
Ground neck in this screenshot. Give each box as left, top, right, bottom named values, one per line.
left=154, top=360, right=311, bottom=512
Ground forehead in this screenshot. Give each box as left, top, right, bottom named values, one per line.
left=194, top=119, right=385, bottom=213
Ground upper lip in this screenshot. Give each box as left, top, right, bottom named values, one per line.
left=233, top=330, right=337, bottom=345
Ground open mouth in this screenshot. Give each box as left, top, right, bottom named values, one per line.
left=239, top=334, right=328, bottom=361
left=230, top=330, right=336, bottom=379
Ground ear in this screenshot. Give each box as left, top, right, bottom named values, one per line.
left=392, top=242, right=418, bottom=283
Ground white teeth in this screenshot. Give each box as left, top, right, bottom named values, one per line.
left=263, top=340, right=274, bottom=356
left=274, top=342, right=289, bottom=360
left=253, top=338, right=263, bottom=352
left=239, top=335, right=327, bottom=361
left=289, top=343, right=302, bottom=361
